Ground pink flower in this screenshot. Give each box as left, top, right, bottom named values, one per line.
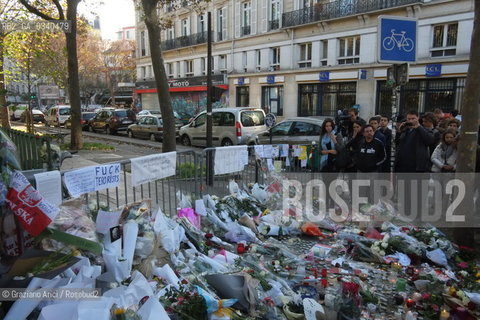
left=431, top=304, right=439, bottom=312
left=457, top=262, right=469, bottom=269
left=421, top=293, right=430, bottom=300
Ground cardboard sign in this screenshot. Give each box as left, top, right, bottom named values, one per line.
left=6, top=171, right=59, bottom=236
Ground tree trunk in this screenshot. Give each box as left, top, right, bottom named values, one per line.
left=66, top=1, right=83, bottom=150
left=453, top=0, right=480, bottom=246
left=0, top=34, right=11, bottom=129
left=141, top=0, right=176, bottom=152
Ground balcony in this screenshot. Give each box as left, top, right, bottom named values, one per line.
left=241, top=25, right=251, bottom=36
left=217, top=31, right=226, bottom=41
left=161, top=31, right=210, bottom=51
left=268, top=19, right=279, bottom=31
left=282, top=0, right=423, bottom=28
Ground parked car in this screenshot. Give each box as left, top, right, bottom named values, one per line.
left=249, top=117, right=324, bottom=145
left=10, top=104, right=29, bottom=121
left=19, top=109, right=45, bottom=123
left=137, top=110, right=161, bottom=117
left=64, top=112, right=97, bottom=130
left=127, top=116, right=183, bottom=141
left=45, top=105, right=71, bottom=127
left=88, top=108, right=136, bottom=134
left=179, top=107, right=267, bottom=147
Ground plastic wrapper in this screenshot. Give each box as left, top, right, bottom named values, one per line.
left=225, top=222, right=258, bottom=243
left=426, top=248, right=448, bottom=266
left=251, top=183, right=268, bottom=203
left=176, top=191, right=192, bottom=209
left=177, top=207, right=201, bottom=229
left=196, top=286, right=237, bottom=315
left=153, top=209, right=186, bottom=254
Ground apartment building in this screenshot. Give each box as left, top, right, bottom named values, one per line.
left=135, top=0, right=474, bottom=121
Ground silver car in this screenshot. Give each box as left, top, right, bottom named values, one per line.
left=179, top=107, right=267, bottom=147
left=250, top=117, right=324, bottom=145
left=127, top=115, right=183, bottom=141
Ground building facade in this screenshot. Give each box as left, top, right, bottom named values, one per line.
left=135, top=0, right=473, bottom=121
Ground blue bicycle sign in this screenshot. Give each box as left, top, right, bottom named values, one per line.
left=378, top=16, right=417, bottom=63
left=382, top=29, right=414, bottom=52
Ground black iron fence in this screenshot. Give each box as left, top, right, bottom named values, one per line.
left=241, top=25, right=251, bottom=36
left=161, top=31, right=210, bottom=51
left=282, top=0, right=423, bottom=28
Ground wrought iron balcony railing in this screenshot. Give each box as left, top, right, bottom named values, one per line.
left=161, top=31, right=210, bottom=51
left=268, top=19, right=279, bottom=31
left=241, top=25, right=251, bottom=36
left=282, top=0, right=423, bottom=28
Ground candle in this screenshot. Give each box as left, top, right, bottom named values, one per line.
left=439, top=309, right=450, bottom=320
left=396, top=278, right=407, bottom=291
left=412, top=292, right=422, bottom=302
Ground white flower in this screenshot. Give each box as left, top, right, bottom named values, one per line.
left=459, top=271, right=469, bottom=277
left=383, top=234, right=390, bottom=242
left=381, top=242, right=389, bottom=249
left=462, top=297, right=470, bottom=305
left=379, top=250, right=386, bottom=256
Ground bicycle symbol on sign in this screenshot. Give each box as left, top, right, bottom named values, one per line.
left=382, top=29, right=414, bottom=52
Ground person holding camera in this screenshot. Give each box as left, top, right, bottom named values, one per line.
left=395, top=110, right=436, bottom=173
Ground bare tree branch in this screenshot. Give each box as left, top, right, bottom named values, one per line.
left=18, top=0, right=57, bottom=21
left=51, top=0, right=66, bottom=20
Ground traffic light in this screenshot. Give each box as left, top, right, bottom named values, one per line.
left=30, top=93, right=37, bottom=100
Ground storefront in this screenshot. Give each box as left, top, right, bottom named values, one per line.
left=135, top=75, right=229, bottom=121
left=375, top=63, right=467, bottom=118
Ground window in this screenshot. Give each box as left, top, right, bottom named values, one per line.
left=185, top=60, right=194, bottom=77
left=219, top=55, right=227, bottom=73
left=270, top=47, right=280, bottom=70
left=194, top=113, right=206, bottom=127
left=126, top=30, right=130, bottom=39
left=271, top=121, right=292, bottom=135
left=236, top=86, right=249, bottom=107
left=140, top=31, right=146, bottom=56
left=241, top=110, right=264, bottom=126
left=198, top=14, right=206, bottom=33
left=242, top=2, right=251, bottom=36
left=338, top=36, right=360, bottom=64
left=182, top=19, right=189, bottom=36
left=262, top=86, right=283, bottom=115
left=320, top=40, right=328, bottom=66
left=166, top=63, right=174, bottom=78
left=269, top=0, right=281, bottom=30
left=141, top=66, right=146, bottom=79
left=217, top=8, right=226, bottom=41
left=255, top=49, right=261, bottom=71
left=167, top=27, right=175, bottom=40
left=176, top=61, right=181, bottom=77
left=201, top=57, right=206, bottom=75
left=291, top=122, right=321, bottom=136
left=242, top=52, right=248, bottom=72
left=431, top=23, right=458, bottom=57
left=213, top=112, right=235, bottom=126
left=298, top=43, right=312, bottom=68
left=298, top=82, right=357, bottom=117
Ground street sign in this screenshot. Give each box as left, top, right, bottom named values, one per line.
left=266, top=75, right=275, bottom=84
left=378, top=16, right=417, bottom=63
left=426, top=64, right=442, bottom=77
left=319, top=71, right=330, bottom=82
left=265, top=113, right=276, bottom=128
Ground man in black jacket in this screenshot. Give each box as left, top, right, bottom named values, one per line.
left=355, top=125, right=386, bottom=173
left=379, top=115, right=393, bottom=172
left=395, top=110, right=436, bottom=173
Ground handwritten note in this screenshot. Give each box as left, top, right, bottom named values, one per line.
left=64, top=164, right=121, bottom=198
left=214, top=146, right=248, bottom=175
left=131, top=152, right=177, bottom=187
left=34, top=170, right=62, bottom=206
left=96, top=209, right=123, bottom=234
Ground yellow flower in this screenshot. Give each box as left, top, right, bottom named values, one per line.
left=475, top=272, right=480, bottom=278
left=263, top=209, right=271, bottom=215
left=448, top=287, right=456, bottom=296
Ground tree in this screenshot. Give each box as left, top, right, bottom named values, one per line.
left=453, top=0, right=480, bottom=246
left=137, top=0, right=177, bottom=152
left=101, top=39, right=136, bottom=106
left=0, top=0, right=25, bottom=129
left=19, top=0, right=83, bottom=150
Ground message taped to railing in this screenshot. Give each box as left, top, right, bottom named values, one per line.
left=64, top=163, right=121, bottom=197
left=214, top=146, right=248, bottom=175
left=130, top=152, right=177, bottom=187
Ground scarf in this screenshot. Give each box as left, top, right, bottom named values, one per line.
left=320, top=134, right=335, bottom=169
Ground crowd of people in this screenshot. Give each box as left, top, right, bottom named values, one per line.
left=316, top=107, right=471, bottom=174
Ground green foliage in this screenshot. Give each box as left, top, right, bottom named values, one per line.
left=160, top=284, right=208, bottom=319
left=177, top=161, right=204, bottom=179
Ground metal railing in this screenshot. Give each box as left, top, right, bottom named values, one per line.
left=161, top=31, right=210, bottom=51
left=57, top=145, right=320, bottom=216
left=269, top=19, right=280, bottom=31
left=241, top=25, right=251, bottom=36
left=282, top=0, right=423, bottom=28
left=1, top=127, right=53, bottom=170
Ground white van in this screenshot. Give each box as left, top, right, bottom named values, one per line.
left=179, top=107, right=267, bottom=147
left=45, top=105, right=71, bottom=127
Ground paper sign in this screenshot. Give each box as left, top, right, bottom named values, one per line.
left=263, top=145, right=274, bottom=158
left=64, top=164, right=121, bottom=197
left=254, top=145, right=265, bottom=158
left=131, top=152, right=177, bottom=187
left=6, top=171, right=59, bottom=236
left=34, top=170, right=62, bottom=206
left=299, top=146, right=308, bottom=160
left=274, top=160, right=282, bottom=173
left=279, top=144, right=289, bottom=157
left=292, top=145, right=301, bottom=157
left=214, top=146, right=248, bottom=175
left=96, top=209, right=123, bottom=234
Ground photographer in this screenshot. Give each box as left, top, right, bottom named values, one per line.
left=395, top=110, right=436, bottom=173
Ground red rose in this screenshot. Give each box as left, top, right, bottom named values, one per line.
left=181, top=279, right=188, bottom=284
left=321, top=278, right=328, bottom=288
left=205, top=233, right=214, bottom=239
left=421, top=293, right=430, bottom=300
